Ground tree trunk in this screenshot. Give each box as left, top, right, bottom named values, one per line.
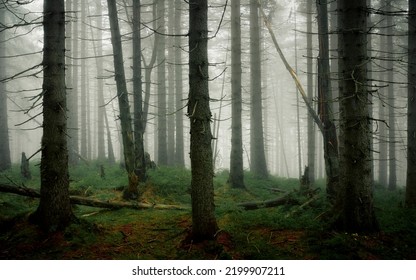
left=406, top=0, right=416, bottom=207
left=378, top=33, right=388, bottom=187
left=133, top=0, right=146, bottom=182
left=31, top=0, right=74, bottom=231
left=96, top=0, right=106, bottom=162
left=250, top=0, right=268, bottom=179
left=335, top=0, right=378, bottom=232
left=0, top=3, right=11, bottom=172
left=167, top=0, right=175, bottom=165
left=188, top=0, right=218, bottom=241
left=174, top=0, right=185, bottom=167
left=386, top=1, right=396, bottom=191
left=306, top=0, right=315, bottom=184
left=106, top=0, right=138, bottom=199
left=68, top=0, right=79, bottom=166
left=156, top=0, right=168, bottom=165
left=80, top=0, right=88, bottom=159
left=316, top=0, right=340, bottom=202
left=229, top=0, right=245, bottom=189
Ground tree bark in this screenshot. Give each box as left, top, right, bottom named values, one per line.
left=174, top=0, right=185, bottom=167
left=156, top=0, right=168, bottom=165
left=188, top=0, right=218, bottom=241
left=250, top=0, right=268, bottom=179
left=229, top=0, right=245, bottom=189
left=133, top=0, right=146, bottom=182
left=31, top=0, right=74, bottom=231
left=316, top=0, right=340, bottom=202
left=0, top=3, right=11, bottom=172
left=406, top=0, right=416, bottom=207
left=106, top=0, right=138, bottom=199
left=335, top=0, right=378, bottom=232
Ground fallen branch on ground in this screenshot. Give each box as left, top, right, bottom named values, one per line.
left=0, top=183, right=189, bottom=211
left=237, top=192, right=299, bottom=210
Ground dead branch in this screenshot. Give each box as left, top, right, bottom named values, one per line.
left=0, top=183, right=188, bottom=211
left=237, top=192, right=298, bottom=210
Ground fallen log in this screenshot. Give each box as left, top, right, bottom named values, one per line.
left=0, top=183, right=188, bottom=211
left=237, top=192, right=299, bottom=210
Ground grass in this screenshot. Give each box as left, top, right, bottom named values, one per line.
left=1, top=162, right=415, bottom=259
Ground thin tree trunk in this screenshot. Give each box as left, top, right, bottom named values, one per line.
left=250, top=0, right=268, bottom=178
left=167, top=0, right=175, bottom=165
left=0, top=3, right=11, bottom=172
left=133, top=0, right=146, bottom=181
left=316, top=0, right=339, bottom=201
left=229, top=0, right=245, bottom=189
left=188, top=0, right=218, bottom=241
left=31, top=0, right=74, bottom=231
left=106, top=0, right=138, bottom=199
left=156, top=0, right=168, bottom=165
left=406, top=0, right=416, bottom=207
left=80, top=0, right=88, bottom=159
left=307, top=0, right=315, bottom=184
left=174, top=0, right=185, bottom=167
left=68, top=0, right=79, bottom=166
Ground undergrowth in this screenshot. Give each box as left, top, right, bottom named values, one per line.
left=1, top=162, right=415, bottom=259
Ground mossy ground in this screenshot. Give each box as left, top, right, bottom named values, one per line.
left=1, top=163, right=415, bottom=259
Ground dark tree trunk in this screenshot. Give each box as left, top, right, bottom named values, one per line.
left=96, top=0, right=106, bottom=162
left=0, top=3, right=11, bottom=172
left=156, top=0, right=168, bottom=165
left=406, top=0, right=416, bottom=207
left=306, top=0, right=315, bottom=184
left=107, top=0, right=138, bottom=199
left=188, top=0, right=218, bottom=241
left=229, top=0, right=245, bottom=189
left=335, top=0, right=378, bottom=232
left=174, top=0, right=185, bottom=167
left=133, top=0, right=146, bottom=182
left=250, top=0, right=268, bottom=179
left=80, top=0, right=88, bottom=159
left=316, top=0, right=340, bottom=202
left=31, top=0, right=74, bottom=231
left=68, top=0, right=79, bottom=166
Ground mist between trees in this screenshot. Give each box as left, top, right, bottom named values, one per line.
left=1, top=0, right=415, bottom=236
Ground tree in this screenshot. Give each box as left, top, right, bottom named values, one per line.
left=406, top=0, right=416, bottom=207
left=0, top=3, right=12, bottom=172
left=68, top=0, right=79, bottom=166
left=188, top=0, right=218, bottom=240
left=174, top=0, right=185, bottom=167
left=335, top=0, right=378, bottom=232
left=316, top=0, right=340, bottom=201
left=107, top=0, right=138, bottom=199
left=250, top=0, right=268, bottom=178
left=156, top=0, right=168, bottom=165
left=229, top=0, right=245, bottom=189
left=306, top=0, right=315, bottom=184
left=30, top=0, right=73, bottom=231
left=133, top=0, right=146, bottom=181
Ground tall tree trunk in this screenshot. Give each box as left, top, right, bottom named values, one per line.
left=335, top=0, right=378, bottom=232
left=386, top=1, right=396, bottom=191
left=80, top=0, right=88, bottom=159
left=378, top=33, right=388, bottom=187
left=167, top=0, right=175, bottom=165
left=174, top=0, right=185, bottom=167
left=156, top=0, right=168, bottom=165
left=107, top=0, right=138, bottom=199
left=31, top=0, right=73, bottom=231
left=68, top=0, right=79, bottom=165
left=229, top=0, right=245, bottom=189
left=133, top=0, right=146, bottom=181
left=307, top=0, right=315, bottom=184
left=406, top=0, right=416, bottom=207
left=0, top=3, right=11, bottom=172
left=104, top=106, right=115, bottom=164
left=250, top=0, right=268, bottom=178
left=188, top=0, right=218, bottom=241
left=316, top=0, right=339, bottom=201
left=96, top=0, right=106, bottom=162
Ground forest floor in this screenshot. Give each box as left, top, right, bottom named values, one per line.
left=1, top=164, right=415, bottom=260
